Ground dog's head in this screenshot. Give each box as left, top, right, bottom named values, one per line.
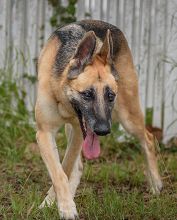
left=65, top=30, right=118, bottom=155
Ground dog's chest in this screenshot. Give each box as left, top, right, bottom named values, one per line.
left=58, top=102, right=75, bottom=121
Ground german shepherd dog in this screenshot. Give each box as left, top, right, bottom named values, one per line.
left=35, top=20, right=162, bottom=219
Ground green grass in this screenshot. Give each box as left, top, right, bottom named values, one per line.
left=0, top=68, right=177, bottom=220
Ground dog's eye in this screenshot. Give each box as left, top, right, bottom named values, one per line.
left=107, top=91, right=115, bottom=102
left=105, top=86, right=116, bottom=102
left=81, top=89, right=94, bottom=101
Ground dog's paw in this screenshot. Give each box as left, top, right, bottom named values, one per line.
left=149, top=174, right=163, bottom=195
left=59, top=200, right=78, bottom=220
left=39, top=194, right=55, bottom=209
left=152, top=179, right=163, bottom=195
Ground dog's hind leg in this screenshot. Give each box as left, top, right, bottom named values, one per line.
left=117, top=108, right=163, bottom=194
left=113, top=47, right=162, bottom=194
left=114, top=76, right=162, bottom=194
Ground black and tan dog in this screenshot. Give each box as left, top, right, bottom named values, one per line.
left=35, top=20, right=162, bottom=219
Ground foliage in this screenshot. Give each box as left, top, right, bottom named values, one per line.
left=145, top=107, right=153, bottom=125
left=48, top=0, right=78, bottom=27
left=0, top=68, right=35, bottom=162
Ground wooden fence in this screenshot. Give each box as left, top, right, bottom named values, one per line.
left=0, top=0, right=177, bottom=143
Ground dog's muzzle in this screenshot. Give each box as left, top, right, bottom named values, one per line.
left=93, top=120, right=111, bottom=136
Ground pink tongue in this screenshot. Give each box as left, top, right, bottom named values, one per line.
left=82, top=129, right=100, bottom=160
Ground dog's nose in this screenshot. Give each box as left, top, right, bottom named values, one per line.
left=94, top=121, right=110, bottom=136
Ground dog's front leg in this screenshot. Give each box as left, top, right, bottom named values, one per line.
left=36, top=129, right=78, bottom=220
left=39, top=123, right=83, bottom=207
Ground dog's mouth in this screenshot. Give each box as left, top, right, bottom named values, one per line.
left=72, top=104, right=100, bottom=160
left=80, top=117, right=100, bottom=160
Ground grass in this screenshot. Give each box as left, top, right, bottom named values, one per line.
left=0, top=68, right=177, bottom=220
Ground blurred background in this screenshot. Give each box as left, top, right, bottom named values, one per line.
left=0, top=0, right=177, bottom=144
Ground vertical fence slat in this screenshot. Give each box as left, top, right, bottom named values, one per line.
left=107, top=0, right=117, bottom=25
left=26, top=0, right=38, bottom=76
left=36, top=0, right=45, bottom=56
left=122, top=0, right=134, bottom=50
left=163, top=0, right=177, bottom=142
left=5, top=0, right=12, bottom=67
left=44, top=1, right=53, bottom=42
left=91, top=0, right=102, bottom=20
left=152, top=0, right=166, bottom=128
left=137, top=0, right=151, bottom=114
left=76, top=0, right=85, bottom=20
left=0, top=0, right=7, bottom=67
left=146, top=0, right=156, bottom=109
left=11, top=0, right=26, bottom=79
left=118, top=0, right=125, bottom=31
left=131, top=0, right=140, bottom=65
left=25, top=0, right=39, bottom=110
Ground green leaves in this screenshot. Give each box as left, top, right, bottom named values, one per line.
left=48, top=0, right=77, bottom=28
left=0, top=68, right=35, bottom=161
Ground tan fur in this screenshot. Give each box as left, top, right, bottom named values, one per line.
left=35, top=29, right=162, bottom=220
left=69, top=56, right=117, bottom=93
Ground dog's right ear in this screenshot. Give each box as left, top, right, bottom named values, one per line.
left=68, top=31, right=96, bottom=80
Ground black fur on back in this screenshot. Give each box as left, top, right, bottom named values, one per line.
left=52, top=20, right=125, bottom=76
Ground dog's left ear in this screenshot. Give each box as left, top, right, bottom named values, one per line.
left=68, top=31, right=96, bottom=80
left=99, top=29, right=113, bottom=64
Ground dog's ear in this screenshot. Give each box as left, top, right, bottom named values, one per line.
left=68, top=31, right=96, bottom=80
left=99, top=29, right=113, bottom=64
